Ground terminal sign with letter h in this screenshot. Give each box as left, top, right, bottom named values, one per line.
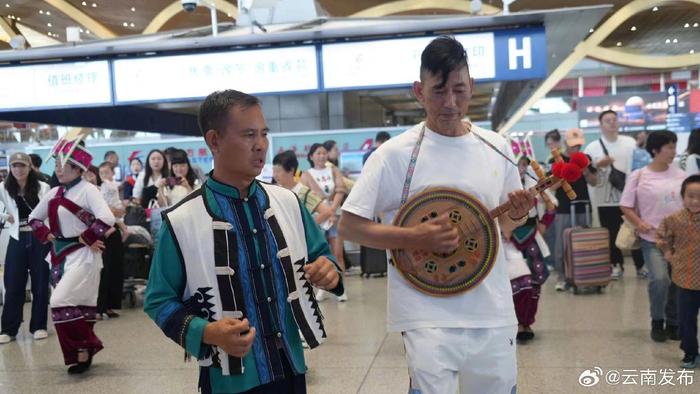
left=508, top=36, right=532, bottom=70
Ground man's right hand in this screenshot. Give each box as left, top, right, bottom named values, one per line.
left=596, top=156, right=614, bottom=168
left=412, top=213, right=460, bottom=254
left=202, top=318, right=257, bottom=358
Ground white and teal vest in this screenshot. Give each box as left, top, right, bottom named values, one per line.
left=163, top=183, right=327, bottom=376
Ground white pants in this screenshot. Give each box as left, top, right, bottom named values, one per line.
left=50, top=262, right=101, bottom=308
left=402, top=326, right=518, bottom=394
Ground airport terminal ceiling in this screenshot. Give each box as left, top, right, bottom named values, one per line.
left=0, top=1, right=698, bottom=139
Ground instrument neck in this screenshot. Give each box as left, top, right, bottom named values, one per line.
left=488, top=177, right=559, bottom=219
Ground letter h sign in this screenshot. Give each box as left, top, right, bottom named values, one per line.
left=508, top=37, right=532, bottom=70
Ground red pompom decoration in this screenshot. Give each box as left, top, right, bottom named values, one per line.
left=569, top=152, right=589, bottom=169
left=551, top=162, right=565, bottom=178
left=561, top=163, right=583, bottom=182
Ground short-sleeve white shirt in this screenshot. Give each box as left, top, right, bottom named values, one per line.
left=342, top=122, right=520, bottom=332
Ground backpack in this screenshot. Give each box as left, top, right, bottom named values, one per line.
left=124, top=203, right=148, bottom=229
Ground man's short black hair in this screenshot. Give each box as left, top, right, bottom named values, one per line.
left=646, top=130, right=677, bottom=158
left=598, top=109, right=617, bottom=123
left=198, top=90, right=261, bottom=137
left=420, top=36, right=470, bottom=89
left=681, top=174, right=700, bottom=198
left=545, top=129, right=561, bottom=142
left=104, top=150, right=117, bottom=160
left=273, top=150, right=298, bottom=173
left=28, top=153, right=42, bottom=168
left=375, top=131, right=391, bottom=143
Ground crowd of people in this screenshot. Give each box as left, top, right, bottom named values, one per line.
left=0, top=34, right=699, bottom=393
left=534, top=122, right=700, bottom=368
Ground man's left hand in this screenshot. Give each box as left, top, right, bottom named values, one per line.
left=507, top=190, right=534, bottom=220
left=303, top=256, right=340, bottom=291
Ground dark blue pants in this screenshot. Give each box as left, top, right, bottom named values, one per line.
left=679, top=288, right=700, bottom=357
left=1, top=232, right=50, bottom=336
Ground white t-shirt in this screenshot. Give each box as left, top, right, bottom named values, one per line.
left=686, top=153, right=700, bottom=175
left=342, top=122, right=520, bottom=332
left=132, top=171, right=162, bottom=200
left=306, top=167, right=335, bottom=199
left=583, top=134, right=636, bottom=207
left=100, top=180, right=124, bottom=212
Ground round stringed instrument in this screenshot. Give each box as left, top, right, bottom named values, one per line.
left=390, top=150, right=586, bottom=297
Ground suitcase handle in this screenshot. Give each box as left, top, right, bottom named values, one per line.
left=569, top=200, right=591, bottom=228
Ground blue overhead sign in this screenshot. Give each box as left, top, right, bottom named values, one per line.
left=493, top=26, right=547, bottom=82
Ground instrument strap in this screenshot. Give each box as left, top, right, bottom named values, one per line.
left=400, top=124, right=427, bottom=205
left=400, top=122, right=535, bottom=205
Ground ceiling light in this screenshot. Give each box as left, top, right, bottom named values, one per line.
left=46, top=11, right=50, bottom=15
left=123, top=22, right=128, bottom=27
left=86, top=30, right=90, bottom=34
left=16, top=17, right=20, bottom=21
left=630, top=26, right=637, bottom=31
left=685, top=23, right=691, bottom=28
left=589, top=28, right=594, bottom=33
left=40, top=10, right=44, bottom=14
left=691, top=49, right=695, bottom=54
left=673, top=38, right=678, bottom=43
left=130, top=22, right=135, bottom=27
left=79, top=28, right=84, bottom=32
left=616, top=42, right=622, bottom=46
left=92, top=3, right=96, bottom=7
left=47, top=23, right=52, bottom=27
left=82, top=1, right=86, bottom=5
left=694, top=23, right=699, bottom=28
left=665, top=38, right=671, bottom=43
left=652, top=6, right=659, bottom=11
left=131, top=7, right=135, bottom=12
left=5, top=4, right=9, bottom=8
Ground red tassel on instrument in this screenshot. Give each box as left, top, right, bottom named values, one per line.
left=561, top=164, right=583, bottom=183
left=569, top=152, right=590, bottom=169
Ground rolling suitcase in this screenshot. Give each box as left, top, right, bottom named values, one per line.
left=563, top=201, right=612, bottom=294
left=360, top=246, right=387, bottom=278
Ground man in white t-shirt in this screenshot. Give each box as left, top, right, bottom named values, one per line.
left=339, top=36, right=532, bottom=394
left=583, top=110, right=637, bottom=278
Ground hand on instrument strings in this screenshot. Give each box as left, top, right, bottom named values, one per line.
left=413, top=213, right=460, bottom=254
left=304, top=256, right=340, bottom=290
left=47, top=234, right=56, bottom=242
left=506, top=190, right=534, bottom=221
left=79, top=236, right=105, bottom=252
left=203, top=318, right=257, bottom=358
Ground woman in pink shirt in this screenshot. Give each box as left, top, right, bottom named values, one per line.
left=620, top=130, right=687, bottom=343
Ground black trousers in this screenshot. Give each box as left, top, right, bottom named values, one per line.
left=679, top=288, right=700, bottom=357
left=97, top=229, right=124, bottom=312
left=598, top=206, right=624, bottom=267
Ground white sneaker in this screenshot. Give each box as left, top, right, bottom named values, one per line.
left=611, top=266, right=623, bottom=280
left=0, top=334, right=15, bottom=344
left=555, top=281, right=567, bottom=292
left=315, top=289, right=328, bottom=302
left=33, top=330, right=48, bottom=340
left=337, top=292, right=348, bottom=302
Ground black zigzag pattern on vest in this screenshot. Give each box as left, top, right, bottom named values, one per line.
left=267, top=211, right=326, bottom=347
left=213, top=227, right=244, bottom=375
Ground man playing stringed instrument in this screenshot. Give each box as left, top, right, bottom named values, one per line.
left=339, top=36, right=534, bottom=393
